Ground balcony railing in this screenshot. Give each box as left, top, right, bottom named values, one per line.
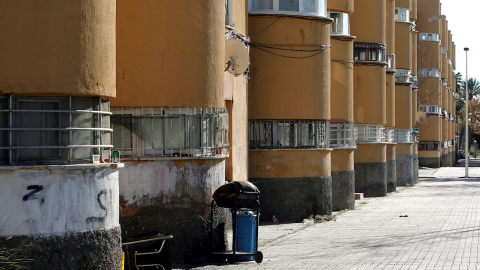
left=249, top=120, right=328, bottom=149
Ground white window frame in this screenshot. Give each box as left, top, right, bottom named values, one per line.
left=0, top=96, right=112, bottom=165
left=395, top=8, right=410, bottom=22
left=249, top=120, right=328, bottom=149
left=418, top=68, right=441, bottom=78
left=355, top=124, right=385, bottom=143
left=385, top=127, right=395, bottom=143
left=329, top=12, right=350, bottom=35
left=386, top=54, right=396, bottom=72
left=248, top=0, right=327, bottom=18
left=419, top=105, right=442, bottom=115
left=394, top=129, right=413, bottom=143
left=111, top=107, right=229, bottom=159
left=329, top=123, right=355, bottom=148
left=354, top=42, right=387, bottom=63
left=419, top=33, right=440, bottom=42
left=395, top=69, right=412, bottom=84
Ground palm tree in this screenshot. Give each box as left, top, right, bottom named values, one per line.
left=467, top=78, right=480, bottom=100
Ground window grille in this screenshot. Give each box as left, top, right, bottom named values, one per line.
left=329, top=12, right=350, bottom=35
left=412, top=75, right=418, bottom=89
left=384, top=127, right=395, bottom=143
left=395, top=69, right=412, bottom=84
left=355, top=124, right=385, bottom=143
left=249, top=120, right=327, bottom=149
left=394, top=129, right=413, bottom=143
left=419, top=33, right=440, bottom=42
left=395, top=8, right=410, bottom=22
left=354, top=42, right=387, bottom=63
left=111, top=107, right=229, bottom=158
left=386, top=54, right=396, bottom=72
left=418, top=68, right=441, bottom=78
left=329, top=123, right=355, bottom=148
left=419, top=105, right=442, bottom=115
left=249, top=0, right=327, bottom=17
left=0, top=96, right=112, bottom=165
left=419, top=141, right=442, bottom=150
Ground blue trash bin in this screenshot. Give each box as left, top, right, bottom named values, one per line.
left=235, top=211, right=257, bottom=261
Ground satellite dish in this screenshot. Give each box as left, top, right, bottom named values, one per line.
left=416, top=111, right=427, bottom=125
left=225, top=39, right=249, bottom=76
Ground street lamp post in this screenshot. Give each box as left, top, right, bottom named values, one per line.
left=465, top=47, right=469, bottom=178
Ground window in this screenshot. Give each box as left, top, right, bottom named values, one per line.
left=395, top=69, right=412, bottom=84
left=249, top=120, right=327, bottom=149
left=225, top=0, right=234, bottom=26
left=441, top=46, right=447, bottom=55
left=395, top=8, right=410, bottom=22
left=419, top=141, right=442, bottom=150
left=419, top=105, right=442, bottom=115
left=394, top=129, right=413, bottom=143
left=354, top=42, right=387, bottom=63
left=418, top=68, right=441, bottom=78
left=329, top=123, right=355, bottom=148
left=329, top=12, right=350, bottom=35
left=419, top=33, right=440, bottom=42
left=355, top=125, right=385, bottom=143
left=412, top=75, right=418, bottom=89
left=385, top=127, right=394, bottom=143
left=0, top=96, right=112, bottom=165
left=111, top=107, right=229, bottom=158
left=386, top=54, right=396, bottom=72
left=249, top=0, right=327, bottom=17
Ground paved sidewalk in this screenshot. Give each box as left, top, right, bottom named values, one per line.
left=419, top=158, right=480, bottom=178
left=191, top=175, right=480, bottom=269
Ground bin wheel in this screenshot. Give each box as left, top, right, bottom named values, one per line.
left=254, top=251, right=263, bottom=263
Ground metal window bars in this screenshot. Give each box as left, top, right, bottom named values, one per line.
left=111, top=107, right=229, bottom=158
left=384, top=127, right=395, bottom=143
left=248, top=120, right=327, bottom=149
left=418, top=68, right=441, bottom=78
left=329, top=123, right=355, bottom=148
left=395, top=69, right=412, bottom=84
left=0, top=96, right=112, bottom=165
left=355, top=124, right=386, bottom=143
left=419, top=141, right=442, bottom=150
left=419, top=105, right=442, bottom=115
left=394, top=129, right=413, bottom=143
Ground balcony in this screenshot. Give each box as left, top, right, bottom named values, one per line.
left=249, top=120, right=328, bottom=149
left=249, top=0, right=327, bottom=18
left=419, top=105, right=442, bottom=115
left=354, top=42, right=387, bottom=66
left=395, top=69, right=413, bottom=84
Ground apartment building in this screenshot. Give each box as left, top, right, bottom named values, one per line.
left=394, top=0, right=417, bottom=186
left=114, top=0, right=249, bottom=263
left=386, top=0, right=397, bottom=192
left=328, top=0, right=356, bottom=211
left=248, top=0, right=332, bottom=222
left=351, top=0, right=388, bottom=197
left=0, top=1, right=120, bottom=268
left=417, top=0, right=456, bottom=168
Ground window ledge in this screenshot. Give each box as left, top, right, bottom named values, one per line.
left=249, top=12, right=333, bottom=22
left=330, top=146, right=357, bottom=150
left=0, top=163, right=124, bottom=171
left=249, top=148, right=333, bottom=152
left=331, top=34, right=356, bottom=41
left=119, top=156, right=228, bottom=162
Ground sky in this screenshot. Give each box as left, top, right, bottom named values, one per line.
left=441, top=0, right=480, bottom=80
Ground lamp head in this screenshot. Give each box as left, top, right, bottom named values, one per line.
left=465, top=47, right=470, bottom=52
